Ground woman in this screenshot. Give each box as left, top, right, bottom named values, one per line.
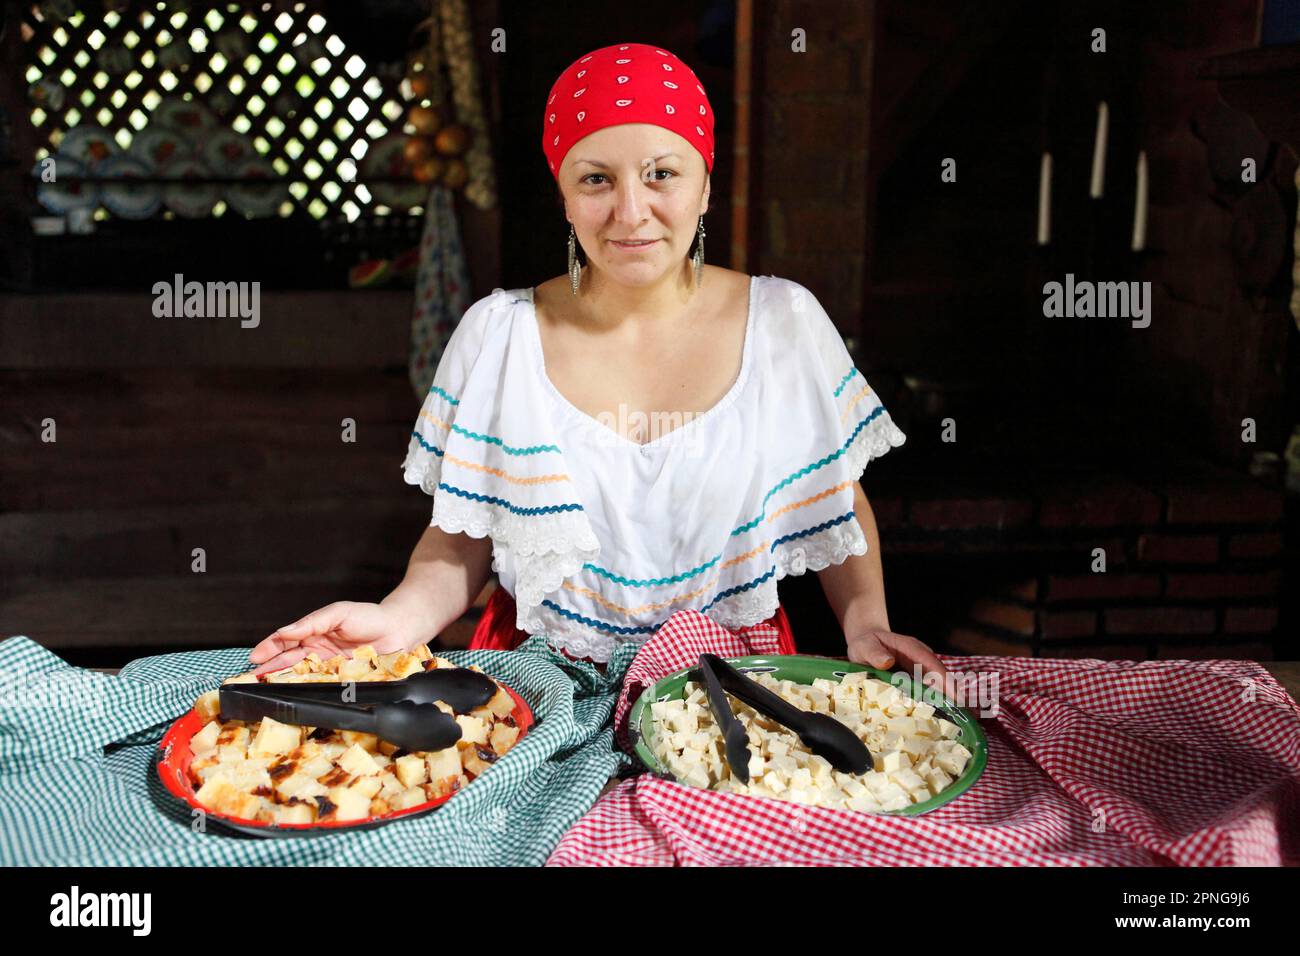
left=251, top=42, right=952, bottom=696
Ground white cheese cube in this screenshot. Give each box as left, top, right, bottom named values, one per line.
left=892, top=768, right=926, bottom=792
left=272, top=802, right=316, bottom=825
left=249, top=717, right=301, bottom=757
left=390, top=786, right=428, bottom=810
left=394, top=753, right=428, bottom=788
left=423, top=749, right=460, bottom=785
left=926, top=768, right=954, bottom=793
left=339, top=731, right=381, bottom=752
left=883, top=750, right=912, bottom=774
left=681, top=764, right=711, bottom=789
left=887, top=715, right=917, bottom=737
left=274, top=772, right=326, bottom=801
left=338, top=743, right=382, bottom=777
left=193, top=691, right=222, bottom=723
left=901, top=734, right=930, bottom=756
left=808, top=755, right=834, bottom=786
left=454, top=714, right=489, bottom=746
left=349, top=775, right=384, bottom=799
left=934, top=751, right=969, bottom=776
left=847, top=792, right=882, bottom=813
left=913, top=717, right=939, bottom=737
left=190, top=720, right=221, bottom=756
left=862, top=771, right=891, bottom=794
left=878, top=787, right=911, bottom=811
left=326, top=785, right=371, bottom=821
left=338, top=657, right=372, bottom=682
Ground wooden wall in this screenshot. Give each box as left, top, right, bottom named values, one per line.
left=0, top=289, right=497, bottom=664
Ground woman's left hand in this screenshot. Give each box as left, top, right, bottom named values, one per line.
left=846, top=628, right=957, bottom=700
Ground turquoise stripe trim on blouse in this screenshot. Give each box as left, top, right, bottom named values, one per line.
left=448, top=422, right=563, bottom=456
left=429, top=385, right=460, bottom=406
left=412, top=428, right=560, bottom=458
left=833, top=366, right=859, bottom=398
left=585, top=552, right=723, bottom=588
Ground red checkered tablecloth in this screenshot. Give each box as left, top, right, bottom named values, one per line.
left=546, top=610, right=1300, bottom=866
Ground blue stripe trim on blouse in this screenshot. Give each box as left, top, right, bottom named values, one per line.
left=731, top=404, right=883, bottom=536
left=539, top=599, right=658, bottom=636
left=576, top=407, right=883, bottom=586
left=437, top=482, right=585, bottom=517
left=700, top=564, right=777, bottom=614
left=545, top=510, right=856, bottom=634
left=771, top=510, right=856, bottom=548
left=411, top=432, right=446, bottom=456
left=833, top=366, right=859, bottom=398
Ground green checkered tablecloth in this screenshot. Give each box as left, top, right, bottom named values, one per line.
left=0, top=634, right=640, bottom=866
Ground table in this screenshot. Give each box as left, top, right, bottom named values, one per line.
left=90, top=662, right=1300, bottom=802
left=93, top=663, right=1300, bottom=702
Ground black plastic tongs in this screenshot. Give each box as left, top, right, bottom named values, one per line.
left=695, top=653, right=872, bottom=784
left=218, top=668, right=499, bottom=752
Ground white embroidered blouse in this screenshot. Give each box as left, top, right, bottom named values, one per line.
left=401, top=274, right=906, bottom=662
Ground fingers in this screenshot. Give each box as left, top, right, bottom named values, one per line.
left=853, top=630, right=958, bottom=702
left=251, top=645, right=310, bottom=677
left=251, top=604, right=348, bottom=662
left=249, top=632, right=297, bottom=664
left=848, top=631, right=896, bottom=670
left=886, top=634, right=959, bottom=701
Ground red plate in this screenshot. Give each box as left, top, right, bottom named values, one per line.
left=156, top=679, right=534, bottom=837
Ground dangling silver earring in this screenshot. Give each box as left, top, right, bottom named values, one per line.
left=692, top=216, right=706, bottom=288
left=567, top=224, right=581, bottom=296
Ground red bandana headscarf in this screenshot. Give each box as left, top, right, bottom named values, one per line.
left=542, top=42, right=716, bottom=181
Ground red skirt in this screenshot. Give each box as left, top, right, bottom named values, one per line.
left=469, top=586, right=799, bottom=661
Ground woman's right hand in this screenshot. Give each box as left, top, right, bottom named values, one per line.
left=248, top=601, right=426, bottom=676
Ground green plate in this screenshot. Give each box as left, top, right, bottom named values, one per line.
left=629, top=654, right=988, bottom=817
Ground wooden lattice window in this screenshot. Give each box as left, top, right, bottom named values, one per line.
left=23, top=1, right=426, bottom=221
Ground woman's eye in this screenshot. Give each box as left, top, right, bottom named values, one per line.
left=581, top=170, right=675, bottom=185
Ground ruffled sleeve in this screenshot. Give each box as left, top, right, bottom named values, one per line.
left=400, top=289, right=601, bottom=634
left=798, top=282, right=907, bottom=479
left=719, top=278, right=907, bottom=599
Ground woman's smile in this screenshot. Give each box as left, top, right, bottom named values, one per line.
left=608, top=238, right=660, bottom=250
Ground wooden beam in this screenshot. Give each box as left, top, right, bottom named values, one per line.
left=0, top=290, right=414, bottom=368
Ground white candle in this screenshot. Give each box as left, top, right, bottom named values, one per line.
left=1089, top=101, right=1108, bottom=199
left=1037, top=151, right=1052, bottom=245
left=1131, top=149, right=1148, bottom=252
